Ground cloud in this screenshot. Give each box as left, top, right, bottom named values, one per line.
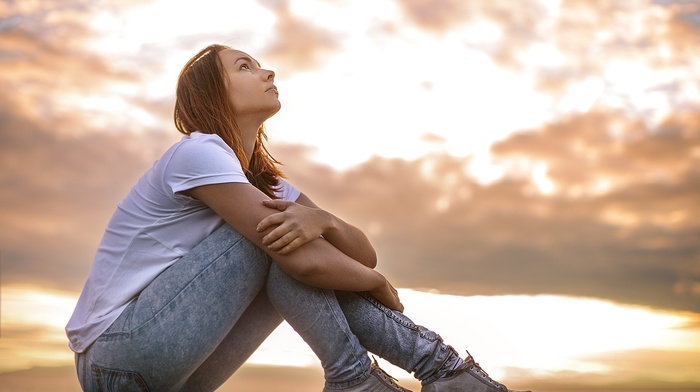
left=492, top=110, right=700, bottom=188
left=397, top=0, right=472, bottom=32
left=0, top=1, right=149, bottom=136
left=398, top=0, right=550, bottom=65
left=398, top=0, right=699, bottom=120
left=268, top=107, right=700, bottom=313
left=0, top=0, right=178, bottom=290
left=1, top=0, right=698, bottom=319
left=258, top=0, right=341, bottom=73
left=0, top=96, right=177, bottom=289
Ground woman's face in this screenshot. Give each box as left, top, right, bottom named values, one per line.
left=218, top=49, right=280, bottom=121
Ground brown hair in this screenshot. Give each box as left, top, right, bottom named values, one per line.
left=173, top=44, right=284, bottom=199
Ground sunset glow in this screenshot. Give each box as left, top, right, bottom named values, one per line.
left=1, top=0, right=699, bottom=390
left=3, top=286, right=699, bottom=386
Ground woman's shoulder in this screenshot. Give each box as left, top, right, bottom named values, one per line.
left=179, top=131, right=230, bottom=150
left=161, top=131, right=248, bottom=191
left=166, top=132, right=235, bottom=161
left=166, top=132, right=240, bottom=171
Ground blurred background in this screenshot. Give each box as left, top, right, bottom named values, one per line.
left=1, top=0, right=699, bottom=390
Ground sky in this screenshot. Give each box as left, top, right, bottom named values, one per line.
left=1, top=0, right=699, bottom=389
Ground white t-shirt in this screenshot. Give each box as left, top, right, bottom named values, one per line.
left=65, top=132, right=300, bottom=353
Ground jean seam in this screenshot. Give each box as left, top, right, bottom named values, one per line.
left=353, top=291, right=457, bottom=384
left=358, top=292, right=421, bottom=331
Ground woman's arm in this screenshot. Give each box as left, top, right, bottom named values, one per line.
left=257, top=193, right=377, bottom=268
left=184, top=182, right=401, bottom=310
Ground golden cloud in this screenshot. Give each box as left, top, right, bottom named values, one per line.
left=268, top=106, right=700, bottom=313
left=259, top=0, right=341, bottom=72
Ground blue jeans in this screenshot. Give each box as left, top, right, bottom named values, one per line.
left=76, top=224, right=461, bottom=391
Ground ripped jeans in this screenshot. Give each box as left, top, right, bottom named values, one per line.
left=75, top=224, right=461, bottom=391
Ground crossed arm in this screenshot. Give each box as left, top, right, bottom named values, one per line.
left=185, top=182, right=403, bottom=311
left=257, top=193, right=377, bottom=267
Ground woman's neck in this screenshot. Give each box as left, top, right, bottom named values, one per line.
left=238, top=119, right=261, bottom=162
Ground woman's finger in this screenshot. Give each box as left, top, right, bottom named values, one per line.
left=262, top=199, right=293, bottom=211
left=266, top=230, right=296, bottom=250
left=277, top=237, right=304, bottom=255
left=256, top=212, right=285, bottom=232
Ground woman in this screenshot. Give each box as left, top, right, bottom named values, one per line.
left=66, top=44, right=530, bottom=392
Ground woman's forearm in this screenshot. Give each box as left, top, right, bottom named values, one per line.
left=273, top=237, right=402, bottom=311
left=188, top=182, right=382, bottom=291
left=294, top=193, right=378, bottom=268
left=277, top=237, right=384, bottom=291
left=321, top=213, right=378, bottom=268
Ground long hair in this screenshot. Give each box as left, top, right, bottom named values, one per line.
left=173, top=44, right=284, bottom=199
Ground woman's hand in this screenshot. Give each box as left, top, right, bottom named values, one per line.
left=368, top=278, right=404, bottom=313
left=256, top=199, right=329, bottom=255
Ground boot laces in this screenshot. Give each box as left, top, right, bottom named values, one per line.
left=464, top=351, right=507, bottom=391
left=371, top=356, right=412, bottom=392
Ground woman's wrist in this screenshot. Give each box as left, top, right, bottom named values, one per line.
left=320, top=209, right=337, bottom=236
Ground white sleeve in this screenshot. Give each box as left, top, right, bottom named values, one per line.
left=165, top=134, right=250, bottom=194
left=275, top=178, right=301, bottom=202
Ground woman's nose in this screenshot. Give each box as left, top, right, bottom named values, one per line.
left=264, top=69, right=275, bottom=80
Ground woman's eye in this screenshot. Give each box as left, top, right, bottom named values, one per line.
left=240, top=64, right=250, bottom=70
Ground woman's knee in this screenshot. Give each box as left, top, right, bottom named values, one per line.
left=266, top=263, right=294, bottom=294
left=205, top=224, right=270, bottom=268
left=265, top=263, right=321, bottom=308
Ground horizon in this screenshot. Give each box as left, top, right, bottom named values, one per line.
left=2, top=286, right=699, bottom=388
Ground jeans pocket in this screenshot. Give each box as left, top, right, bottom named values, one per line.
left=91, top=364, right=149, bottom=392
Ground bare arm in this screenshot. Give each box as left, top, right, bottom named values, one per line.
left=184, top=182, right=401, bottom=310
left=257, top=193, right=377, bottom=268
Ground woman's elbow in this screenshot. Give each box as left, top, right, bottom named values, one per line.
left=366, top=254, right=377, bottom=269
left=363, top=249, right=378, bottom=269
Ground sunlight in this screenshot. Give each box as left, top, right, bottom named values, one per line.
left=61, top=93, right=158, bottom=130
left=3, top=286, right=699, bottom=386
left=3, top=286, right=76, bottom=329
left=249, top=290, right=700, bottom=385
left=558, top=76, right=605, bottom=113
left=1, top=286, right=77, bottom=372
left=466, top=151, right=506, bottom=185
left=531, top=162, right=556, bottom=195
left=362, top=291, right=700, bottom=381
left=88, top=1, right=274, bottom=52
left=266, top=19, right=552, bottom=172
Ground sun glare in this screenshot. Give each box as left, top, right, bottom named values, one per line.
left=57, top=93, right=158, bottom=132
left=1, top=286, right=699, bottom=385
left=1, top=286, right=77, bottom=371
left=531, top=162, right=556, bottom=195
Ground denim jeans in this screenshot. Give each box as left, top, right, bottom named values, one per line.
left=76, top=224, right=461, bottom=391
